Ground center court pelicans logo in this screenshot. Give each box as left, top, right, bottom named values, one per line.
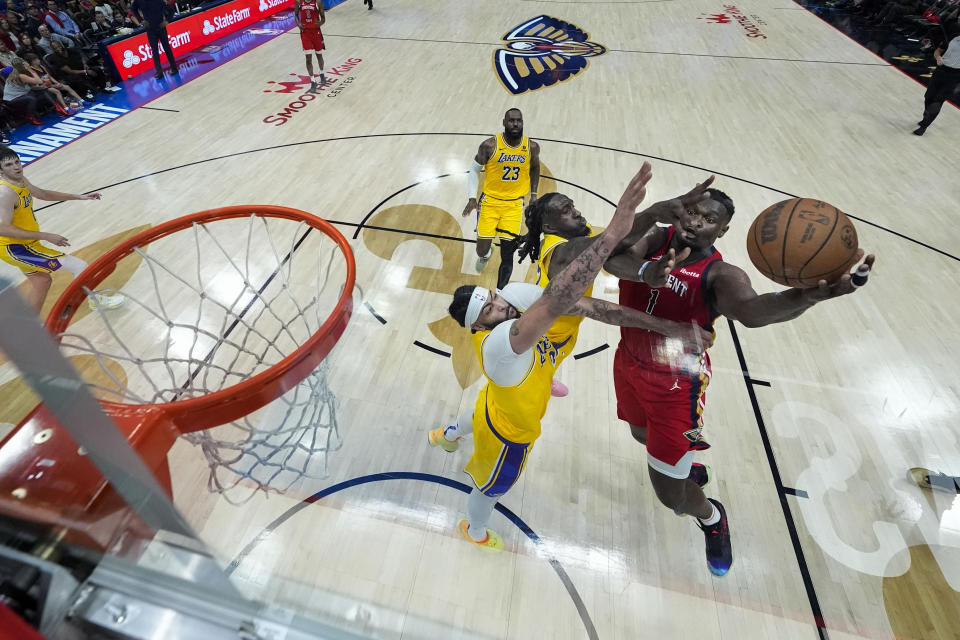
left=494, top=15, right=606, bottom=95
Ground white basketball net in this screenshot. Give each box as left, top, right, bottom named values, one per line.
left=57, top=212, right=350, bottom=503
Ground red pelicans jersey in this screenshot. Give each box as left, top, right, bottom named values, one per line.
left=618, top=227, right=723, bottom=371
left=298, top=0, right=321, bottom=28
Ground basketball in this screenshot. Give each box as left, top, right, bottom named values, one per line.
left=746, top=198, right=859, bottom=288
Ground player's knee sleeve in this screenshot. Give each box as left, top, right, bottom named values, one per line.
left=457, top=408, right=474, bottom=437
left=59, top=254, right=88, bottom=277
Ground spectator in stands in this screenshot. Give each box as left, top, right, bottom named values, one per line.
left=93, top=0, right=113, bottom=21
left=24, top=4, right=45, bottom=35
left=914, top=17, right=960, bottom=134
left=43, top=0, right=84, bottom=43
left=23, top=52, right=85, bottom=109
left=16, top=32, right=47, bottom=59
left=47, top=39, right=118, bottom=94
left=4, top=57, right=54, bottom=121
left=114, top=0, right=140, bottom=27
left=0, top=113, right=12, bottom=144
left=869, top=0, right=922, bottom=24
left=0, top=18, right=22, bottom=50
left=0, top=40, right=17, bottom=66
left=36, top=23, right=72, bottom=52
left=88, top=9, right=117, bottom=39
left=5, top=12, right=24, bottom=34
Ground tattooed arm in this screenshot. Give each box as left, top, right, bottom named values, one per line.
left=569, top=297, right=714, bottom=351
left=507, top=163, right=653, bottom=354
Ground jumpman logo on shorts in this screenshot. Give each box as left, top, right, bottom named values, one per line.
left=669, top=379, right=680, bottom=391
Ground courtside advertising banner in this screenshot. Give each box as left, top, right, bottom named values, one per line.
left=107, top=0, right=293, bottom=78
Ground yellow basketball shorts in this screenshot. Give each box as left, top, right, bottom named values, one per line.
left=465, top=390, right=535, bottom=498
left=476, top=194, right=523, bottom=240
left=0, top=242, right=65, bottom=275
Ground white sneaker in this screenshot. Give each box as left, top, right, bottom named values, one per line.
left=475, top=248, right=493, bottom=273
left=88, top=292, right=125, bottom=310
left=105, top=85, right=121, bottom=92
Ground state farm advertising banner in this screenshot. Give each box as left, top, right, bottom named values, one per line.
left=107, top=0, right=293, bottom=78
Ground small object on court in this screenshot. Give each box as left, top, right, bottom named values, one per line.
left=746, top=198, right=859, bottom=288
left=908, top=467, right=960, bottom=494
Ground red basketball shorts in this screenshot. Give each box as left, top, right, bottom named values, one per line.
left=300, top=28, right=324, bottom=52
left=613, top=345, right=712, bottom=466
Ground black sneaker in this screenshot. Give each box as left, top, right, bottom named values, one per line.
left=697, top=498, right=732, bottom=576
left=913, top=127, right=926, bottom=136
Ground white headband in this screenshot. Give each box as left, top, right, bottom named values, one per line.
left=464, top=287, right=491, bottom=328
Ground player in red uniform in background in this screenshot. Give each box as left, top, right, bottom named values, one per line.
left=605, top=188, right=875, bottom=577
left=295, top=0, right=326, bottom=87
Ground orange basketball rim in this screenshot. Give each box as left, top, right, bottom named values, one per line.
left=0, top=206, right=356, bottom=551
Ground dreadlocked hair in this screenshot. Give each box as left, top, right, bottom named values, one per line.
left=517, top=192, right=564, bottom=264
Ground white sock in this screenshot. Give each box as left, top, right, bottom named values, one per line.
left=698, top=503, right=720, bottom=526
left=466, top=487, right=497, bottom=542
left=58, top=254, right=88, bottom=277
left=444, top=408, right=474, bottom=441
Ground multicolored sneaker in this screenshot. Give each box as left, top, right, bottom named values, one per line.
left=908, top=467, right=959, bottom=494
left=674, top=463, right=712, bottom=515
left=475, top=248, right=493, bottom=273
left=428, top=426, right=459, bottom=452
left=550, top=378, right=569, bottom=397
left=457, top=518, right=504, bottom=552
left=697, top=498, right=732, bottom=576
left=88, top=292, right=125, bottom=311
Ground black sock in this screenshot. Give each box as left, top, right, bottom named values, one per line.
left=496, top=238, right=519, bottom=289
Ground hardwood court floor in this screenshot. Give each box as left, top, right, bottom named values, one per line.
left=1, top=1, right=958, bottom=638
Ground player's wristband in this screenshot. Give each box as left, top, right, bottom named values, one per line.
left=637, top=261, right=653, bottom=284
left=851, top=264, right=870, bottom=288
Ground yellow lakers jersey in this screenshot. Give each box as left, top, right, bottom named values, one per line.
left=536, top=231, right=594, bottom=340
left=471, top=326, right=564, bottom=443
left=482, top=134, right=531, bottom=201
left=0, top=179, right=36, bottom=246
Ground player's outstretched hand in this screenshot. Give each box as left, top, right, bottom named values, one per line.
left=81, top=192, right=101, bottom=200
left=609, top=162, right=653, bottom=238
left=461, top=198, right=478, bottom=218
left=638, top=174, right=715, bottom=226
left=802, top=251, right=875, bottom=303
left=645, top=246, right=691, bottom=287
left=43, top=233, right=70, bottom=247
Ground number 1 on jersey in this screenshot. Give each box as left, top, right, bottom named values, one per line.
left=645, top=289, right=660, bottom=314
